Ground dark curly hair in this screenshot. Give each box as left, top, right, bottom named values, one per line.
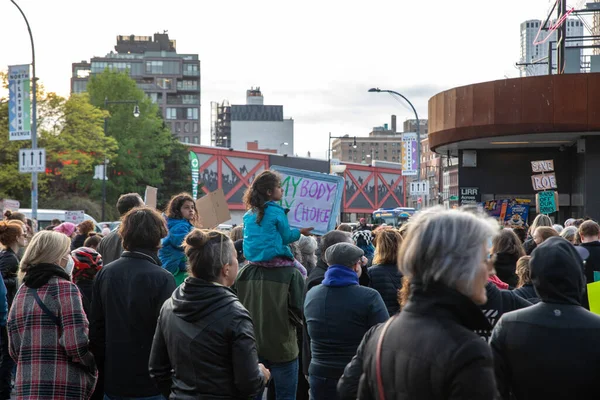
left=165, top=193, right=198, bottom=224
left=242, top=170, right=281, bottom=225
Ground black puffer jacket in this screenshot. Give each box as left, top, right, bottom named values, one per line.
left=357, top=283, right=497, bottom=400
left=478, top=282, right=531, bottom=340
left=149, top=277, right=265, bottom=400
left=367, top=264, right=402, bottom=316
left=491, top=237, right=600, bottom=399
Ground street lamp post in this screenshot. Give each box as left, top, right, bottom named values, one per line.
left=102, top=97, right=140, bottom=221
left=10, top=0, right=38, bottom=222
left=328, top=133, right=357, bottom=162
left=368, top=88, right=421, bottom=182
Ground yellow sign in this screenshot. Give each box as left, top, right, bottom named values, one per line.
left=588, top=281, right=600, bottom=315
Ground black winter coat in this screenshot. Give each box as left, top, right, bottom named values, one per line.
left=478, top=282, right=531, bottom=340
left=0, top=248, right=19, bottom=307
left=367, top=264, right=402, bottom=316
left=512, top=283, right=540, bottom=304
left=149, top=278, right=265, bottom=400
left=523, top=237, right=537, bottom=255
left=357, top=283, right=497, bottom=400
left=89, top=249, right=176, bottom=398
left=491, top=236, right=600, bottom=399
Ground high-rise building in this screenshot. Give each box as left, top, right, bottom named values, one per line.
left=71, top=32, right=201, bottom=143
left=519, top=18, right=584, bottom=76
left=403, top=119, right=428, bottom=137
left=211, top=88, right=294, bottom=154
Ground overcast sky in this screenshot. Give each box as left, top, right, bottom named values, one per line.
left=1, top=0, right=584, bottom=159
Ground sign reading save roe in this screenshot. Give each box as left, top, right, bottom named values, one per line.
left=271, top=166, right=344, bottom=236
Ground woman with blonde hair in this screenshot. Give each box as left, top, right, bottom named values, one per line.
left=368, top=227, right=404, bottom=315
left=8, top=231, right=97, bottom=399
left=229, top=225, right=244, bottom=242
left=523, top=214, right=552, bottom=255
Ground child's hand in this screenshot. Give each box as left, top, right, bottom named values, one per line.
left=300, top=227, right=314, bottom=236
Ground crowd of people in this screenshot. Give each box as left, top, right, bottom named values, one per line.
left=1, top=171, right=600, bottom=399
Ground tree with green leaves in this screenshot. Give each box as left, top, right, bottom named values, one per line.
left=87, top=70, right=173, bottom=209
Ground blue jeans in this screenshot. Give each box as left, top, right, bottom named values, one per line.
left=255, top=358, right=298, bottom=400
left=309, top=375, right=339, bottom=400
left=104, top=395, right=165, bottom=400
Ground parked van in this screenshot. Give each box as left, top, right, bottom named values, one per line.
left=19, top=209, right=101, bottom=232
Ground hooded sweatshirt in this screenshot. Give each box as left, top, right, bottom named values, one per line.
left=477, top=281, right=531, bottom=340
left=490, top=237, right=600, bottom=399
left=149, top=278, right=264, bottom=400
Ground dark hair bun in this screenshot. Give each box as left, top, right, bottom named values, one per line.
left=185, top=229, right=211, bottom=249
left=3, top=210, right=12, bottom=218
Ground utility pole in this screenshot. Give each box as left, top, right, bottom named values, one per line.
left=557, top=0, right=567, bottom=74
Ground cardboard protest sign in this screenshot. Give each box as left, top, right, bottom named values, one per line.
left=271, top=166, right=344, bottom=236
left=194, top=188, right=231, bottom=229
left=1, top=199, right=20, bottom=213
left=531, top=173, right=557, bottom=191
left=536, top=191, right=558, bottom=215
left=144, top=186, right=158, bottom=209
left=65, top=210, right=85, bottom=225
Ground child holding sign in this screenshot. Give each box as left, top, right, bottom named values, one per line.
left=242, top=170, right=313, bottom=275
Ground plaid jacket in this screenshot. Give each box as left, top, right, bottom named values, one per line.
left=8, top=277, right=97, bottom=399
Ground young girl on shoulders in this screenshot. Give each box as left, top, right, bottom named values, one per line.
left=242, top=170, right=313, bottom=275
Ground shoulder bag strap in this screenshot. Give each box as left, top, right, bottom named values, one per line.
left=375, top=315, right=396, bottom=400
left=30, top=288, right=60, bottom=327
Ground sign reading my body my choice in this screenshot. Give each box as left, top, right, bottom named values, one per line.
left=271, top=166, right=344, bottom=236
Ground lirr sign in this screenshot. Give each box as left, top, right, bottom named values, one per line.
left=460, top=187, right=480, bottom=206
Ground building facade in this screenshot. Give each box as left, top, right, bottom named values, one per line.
left=71, top=33, right=201, bottom=143
left=211, top=88, right=294, bottom=155
left=403, top=118, right=428, bottom=136
left=519, top=18, right=584, bottom=76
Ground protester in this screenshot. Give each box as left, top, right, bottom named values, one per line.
left=236, top=171, right=316, bottom=400
left=368, top=228, right=403, bottom=316
left=355, top=218, right=370, bottom=231
left=0, top=220, right=26, bottom=399
left=304, top=242, right=388, bottom=399
left=491, top=236, right=600, bottom=398
left=336, top=224, right=352, bottom=232
left=533, top=226, right=559, bottom=245
left=564, top=218, right=576, bottom=227
left=90, top=207, right=176, bottom=400
left=71, top=247, right=103, bottom=316
left=97, top=193, right=144, bottom=265
left=101, top=224, right=111, bottom=236
left=560, top=225, right=578, bottom=245
left=54, top=222, right=77, bottom=239
left=356, top=207, right=499, bottom=399
left=306, top=231, right=353, bottom=292
left=8, top=231, right=97, bottom=399
left=552, top=224, right=564, bottom=234
left=3, top=211, right=26, bottom=224
left=234, top=239, right=246, bottom=266
left=159, top=193, right=198, bottom=286
left=242, top=170, right=313, bottom=273
left=294, top=235, right=318, bottom=274
left=72, top=220, right=96, bottom=250
left=512, top=256, right=540, bottom=304
left=230, top=225, right=244, bottom=242
left=523, top=214, right=552, bottom=255
left=579, top=220, right=600, bottom=284
left=491, top=228, right=525, bottom=288
left=352, top=230, right=374, bottom=264
left=150, top=229, right=269, bottom=399
left=83, top=233, right=102, bottom=250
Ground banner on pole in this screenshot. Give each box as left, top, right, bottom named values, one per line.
left=189, top=151, right=199, bottom=200
left=401, top=132, right=418, bottom=176
left=8, top=65, right=31, bottom=141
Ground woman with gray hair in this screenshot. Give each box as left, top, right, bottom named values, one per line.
left=356, top=207, right=498, bottom=399
left=149, top=229, right=269, bottom=399
left=560, top=225, right=578, bottom=245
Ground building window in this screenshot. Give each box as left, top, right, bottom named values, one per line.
left=186, top=108, right=199, bottom=120
left=193, top=123, right=199, bottom=132
left=175, top=122, right=181, bottom=133
left=184, top=122, right=190, bottom=133
left=192, top=136, right=199, bottom=144
left=183, top=136, right=190, bottom=143
left=177, top=80, right=198, bottom=90
left=156, top=78, right=173, bottom=90
left=146, top=61, right=163, bottom=74
left=182, top=94, right=199, bottom=104
left=166, top=108, right=177, bottom=120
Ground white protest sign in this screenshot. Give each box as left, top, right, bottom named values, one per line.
left=64, top=210, right=85, bottom=225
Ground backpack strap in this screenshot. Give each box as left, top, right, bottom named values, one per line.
left=375, top=315, right=397, bottom=400
left=30, top=289, right=60, bottom=327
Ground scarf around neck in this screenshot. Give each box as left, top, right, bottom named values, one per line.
left=322, top=264, right=359, bottom=287
left=23, top=263, right=71, bottom=289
